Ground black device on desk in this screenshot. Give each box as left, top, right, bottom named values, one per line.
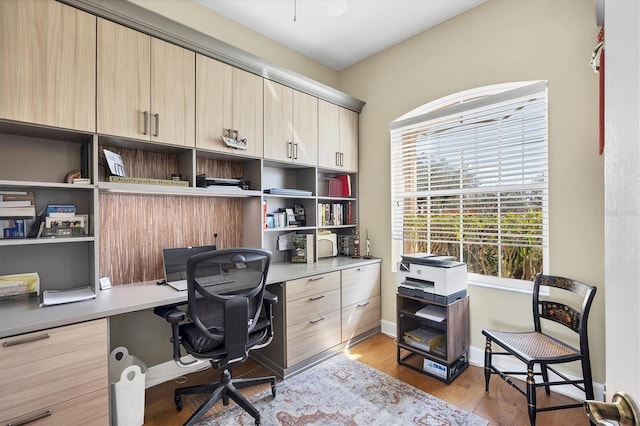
left=161, top=245, right=217, bottom=291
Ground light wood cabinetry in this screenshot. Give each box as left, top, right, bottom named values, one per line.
left=0, top=0, right=96, bottom=132
left=196, top=54, right=264, bottom=157
left=0, top=319, right=109, bottom=424
left=97, top=18, right=195, bottom=146
left=264, top=81, right=318, bottom=165
left=341, top=263, right=381, bottom=341
left=318, top=100, right=359, bottom=172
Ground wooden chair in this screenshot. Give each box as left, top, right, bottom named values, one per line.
left=482, top=273, right=597, bottom=425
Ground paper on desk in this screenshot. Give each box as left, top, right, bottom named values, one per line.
left=278, top=231, right=296, bottom=251
left=40, top=286, right=96, bottom=307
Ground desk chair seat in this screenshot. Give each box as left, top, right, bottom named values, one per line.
left=155, top=248, right=277, bottom=426
left=482, top=273, right=597, bottom=426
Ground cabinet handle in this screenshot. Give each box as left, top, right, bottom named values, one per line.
left=154, top=113, right=160, bottom=137
left=309, top=295, right=325, bottom=301
left=335, top=151, right=340, bottom=166
left=308, top=276, right=324, bottom=282
left=6, top=409, right=52, bottom=426
left=340, top=152, right=344, bottom=167
left=287, top=142, right=292, bottom=159
left=143, top=111, right=149, bottom=135
left=293, top=143, right=298, bottom=159
left=3, top=333, right=50, bottom=348
left=356, top=302, right=370, bottom=309
left=309, top=316, right=325, bottom=324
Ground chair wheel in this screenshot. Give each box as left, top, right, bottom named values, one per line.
left=175, top=395, right=183, bottom=411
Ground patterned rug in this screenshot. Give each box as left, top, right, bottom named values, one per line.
left=192, top=354, right=488, bottom=426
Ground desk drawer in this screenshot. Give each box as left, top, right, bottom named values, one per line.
left=342, top=295, right=381, bottom=341
left=0, top=319, right=108, bottom=421
left=286, top=288, right=340, bottom=327
left=341, top=263, right=380, bottom=307
left=285, top=271, right=340, bottom=301
left=3, top=387, right=109, bottom=426
left=286, top=309, right=341, bottom=367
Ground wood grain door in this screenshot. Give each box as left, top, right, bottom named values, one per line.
left=97, top=18, right=150, bottom=140
left=317, top=99, right=341, bottom=169
left=339, top=107, right=359, bottom=172
left=232, top=68, right=264, bottom=158
left=0, top=0, right=96, bottom=132
left=196, top=54, right=233, bottom=153
left=150, top=38, right=195, bottom=147
left=292, top=89, right=318, bottom=166
left=264, top=80, right=294, bottom=162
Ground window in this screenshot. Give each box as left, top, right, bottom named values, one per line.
left=390, top=81, right=548, bottom=290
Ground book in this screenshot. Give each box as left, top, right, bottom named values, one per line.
left=336, top=174, right=352, bottom=197
left=45, top=215, right=86, bottom=230
left=46, top=204, right=76, bottom=215
left=2, top=219, right=25, bottom=238
left=291, top=234, right=314, bottom=263
left=0, top=191, right=34, bottom=202
left=0, top=200, right=32, bottom=207
left=403, top=328, right=445, bottom=352
left=0, top=205, right=36, bottom=218
left=40, top=286, right=96, bottom=307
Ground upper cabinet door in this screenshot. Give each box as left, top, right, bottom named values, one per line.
left=233, top=68, right=264, bottom=158
left=150, top=38, right=195, bottom=147
left=318, top=99, right=341, bottom=170
left=196, top=55, right=262, bottom=157
left=0, top=0, right=96, bottom=132
left=292, top=89, right=318, bottom=166
left=339, top=107, right=359, bottom=172
left=97, top=18, right=150, bottom=140
left=264, top=80, right=294, bottom=162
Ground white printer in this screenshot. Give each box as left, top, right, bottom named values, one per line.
left=397, top=253, right=467, bottom=304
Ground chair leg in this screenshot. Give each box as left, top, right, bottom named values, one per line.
left=226, top=382, right=261, bottom=424
left=526, top=365, right=537, bottom=426
left=183, top=385, right=226, bottom=426
left=582, top=357, right=595, bottom=401
left=484, top=337, right=492, bottom=393
left=540, top=362, right=551, bottom=396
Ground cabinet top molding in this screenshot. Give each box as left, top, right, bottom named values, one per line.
left=58, top=0, right=365, bottom=113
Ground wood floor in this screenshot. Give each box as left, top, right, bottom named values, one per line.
left=144, top=333, right=590, bottom=426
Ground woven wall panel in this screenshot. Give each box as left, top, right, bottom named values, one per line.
left=99, top=193, right=243, bottom=285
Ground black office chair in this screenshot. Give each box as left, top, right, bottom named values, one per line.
left=482, top=273, right=597, bottom=426
left=155, top=248, right=277, bottom=426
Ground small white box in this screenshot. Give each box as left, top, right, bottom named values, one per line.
left=423, top=358, right=448, bottom=379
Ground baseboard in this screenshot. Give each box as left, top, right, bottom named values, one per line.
left=145, top=357, right=209, bottom=389
left=380, top=320, right=604, bottom=401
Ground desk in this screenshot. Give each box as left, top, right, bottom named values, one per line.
left=0, top=257, right=380, bottom=424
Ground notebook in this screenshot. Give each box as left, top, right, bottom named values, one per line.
left=161, top=245, right=217, bottom=291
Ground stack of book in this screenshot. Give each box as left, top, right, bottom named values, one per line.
left=38, top=204, right=87, bottom=238
left=403, top=328, right=445, bottom=354
left=0, top=191, right=36, bottom=219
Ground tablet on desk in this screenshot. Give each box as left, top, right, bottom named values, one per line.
left=162, top=245, right=216, bottom=291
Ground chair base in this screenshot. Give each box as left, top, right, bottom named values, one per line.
left=175, top=368, right=276, bottom=426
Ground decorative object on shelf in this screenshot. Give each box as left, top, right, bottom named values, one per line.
left=351, top=225, right=360, bottom=258
left=363, top=228, right=372, bottom=259
left=103, top=148, right=126, bottom=176
left=1, top=219, right=25, bottom=238
left=222, top=128, right=248, bottom=150
left=291, top=234, right=314, bottom=264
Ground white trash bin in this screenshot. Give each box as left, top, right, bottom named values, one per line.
left=109, top=346, right=148, bottom=426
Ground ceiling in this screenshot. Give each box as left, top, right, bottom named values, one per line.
left=195, top=0, right=486, bottom=71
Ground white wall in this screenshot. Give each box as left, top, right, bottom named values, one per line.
left=603, top=0, right=640, bottom=402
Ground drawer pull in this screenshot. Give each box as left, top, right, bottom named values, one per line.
left=3, top=333, right=50, bottom=348
left=308, top=276, right=324, bottom=282
left=309, top=316, right=325, bottom=324
left=7, top=409, right=52, bottom=426
left=309, top=295, right=325, bottom=301
left=356, top=302, right=370, bottom=309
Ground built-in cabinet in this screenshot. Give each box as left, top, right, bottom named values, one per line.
left=0, top=0, right=96, bottom=132
left=97, top=18, right=195, bottom=147
left=253, top=262, right=381, bottom=377
left=196, top=54, right=264, bottom=158
left=264, top=81, right=318, bottom=165
left=0, top=319, right=109, bottom=425
left=318, top=99, right=359, bottom=172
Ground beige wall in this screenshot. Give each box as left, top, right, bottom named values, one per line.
left=127, top=0, right=339, bottom=88
left=339, top=0, right=604, bottom=382
left=118, top=0, right=605, bottom=383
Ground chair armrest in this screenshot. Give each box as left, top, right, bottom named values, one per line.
left=263, top=290, right=278, bottom=305
left=154, top=305, right=186, bottom=324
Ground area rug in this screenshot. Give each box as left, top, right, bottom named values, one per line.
left=192, top=354, right=488, bottom=426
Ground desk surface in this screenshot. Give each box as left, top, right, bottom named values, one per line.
left=0, top=257, right=381, bottom=338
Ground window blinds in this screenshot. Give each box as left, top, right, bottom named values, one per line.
left=390, top=81, right=548, bottom=265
